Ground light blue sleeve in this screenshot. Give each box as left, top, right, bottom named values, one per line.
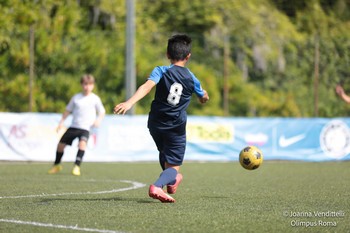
left=147, top=65, right=171, bottom=84
left=189, top=70, right=205, bottom=97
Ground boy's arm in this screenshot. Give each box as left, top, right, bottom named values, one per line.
left=57, top=110, right=70, bottom=132
left=114, top=80, right=156, bottom=115
left=191, top=73, right=209, bottom=104
left=336, top=85, right=350, bottom=104
left=93, top=98, right=106, bottom=128
left=199, top=90, right=209, bottom=104
left=93, top=111, right=105, bottom=128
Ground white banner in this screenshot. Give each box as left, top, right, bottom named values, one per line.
left=0, top=113, right=156, bottom=162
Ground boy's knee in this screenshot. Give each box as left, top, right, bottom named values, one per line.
left=57, top=143, right=66, bottom=152
left=165, top=162, right=180, bottom=171
left=78, top=140, right=87, bottom=150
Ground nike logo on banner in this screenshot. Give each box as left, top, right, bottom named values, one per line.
left=279, top=134, right=305, bottom=148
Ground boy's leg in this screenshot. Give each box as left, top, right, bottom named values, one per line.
left=48, top=128, right=76, bottom=174
left=159, top=152, right=166, bottom=170
left=75, top=140, right=87, bottom=166
left=72, top=139, right=87, bottom=176
left=149, top=129, right=166, bottom=170
left=162, top=131, right=186, bottom=194
left=149, top=163, right=179, bottom=203
left=153, top=131, right=185, bottom=187
left=166, top=163, right=183, bottom=194
left=148, top=129, right=185, bottom=202
left=153, top=165, right=178, bottom=188
left=55, top=142, right=66, bottom=164
left=48, top=143, right=66, bottom=174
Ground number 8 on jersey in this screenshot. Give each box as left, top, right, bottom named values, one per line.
left=167, top=83, right=183, bottom=106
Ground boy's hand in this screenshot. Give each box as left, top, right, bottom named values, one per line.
left=199, top=90, right=209, bottom=104
left=56, top=122, right=64, bottom=133
left=93, top=120, right=101, bottom=128
left=336, top=84, right=345, bottom=96
left=114, top=102, right=132, bottom=115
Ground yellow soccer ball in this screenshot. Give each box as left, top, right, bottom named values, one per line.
left=239, top=146, right=263, bottom=170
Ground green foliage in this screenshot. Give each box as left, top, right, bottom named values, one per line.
left=0, top=74, right=30, bottom=112
left=36, top=73, right=81, bottom=112
left=0, top=0, right=350, bottom=117
left=187, top=63, right=223, bottom=116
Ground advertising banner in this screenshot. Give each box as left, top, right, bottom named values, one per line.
left=1, top=113, right=349, bottom=162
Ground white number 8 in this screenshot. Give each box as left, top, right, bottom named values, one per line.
left=167, top=82, right=183, bottom=106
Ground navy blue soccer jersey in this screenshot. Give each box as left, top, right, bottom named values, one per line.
left=147, top=64, right=205, bottom=131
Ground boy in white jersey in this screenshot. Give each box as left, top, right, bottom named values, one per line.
left=48, top=74, right=105, bottom=176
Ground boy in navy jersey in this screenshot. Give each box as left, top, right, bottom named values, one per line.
left=114, top=34, right=209, bottom=203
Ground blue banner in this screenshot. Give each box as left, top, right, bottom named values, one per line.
left=1, top=113, right=349, bottom=162
left=186, top=117, right=350, bottom=161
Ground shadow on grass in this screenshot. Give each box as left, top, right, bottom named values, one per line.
left=37, top=195, right=230, bottom=205
left=38, top=196, right=156, bottom=204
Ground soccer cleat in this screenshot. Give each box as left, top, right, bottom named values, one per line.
left=149, top=185, right=175, bottom=203
left=72, top=165, right=81, bottom=176
left=167, top=173, right=183, bottom=194
left=48, top=165, right=63, bottom=174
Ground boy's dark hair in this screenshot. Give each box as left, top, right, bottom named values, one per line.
left=167, top=34, right=192, bottom=61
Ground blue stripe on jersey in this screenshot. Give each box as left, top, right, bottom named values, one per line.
left=148, top=65, right=173, bottom=84
left=147, top=65, right=204, bottom=131
left=188, top=70, right=205, bottom=98
left=148, top=65, right=205, bottom=97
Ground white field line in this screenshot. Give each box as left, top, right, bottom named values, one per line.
left=0, top=179, right=146, bottom=232
left=0, top=219, right=125, bottom=233
left=0, top=180, right=146, bottom=199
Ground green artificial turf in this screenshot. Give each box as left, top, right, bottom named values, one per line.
left=0, top=161, right=349, bottom=233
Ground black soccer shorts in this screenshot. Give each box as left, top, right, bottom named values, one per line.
left=59, top=127, right=90, bottom=145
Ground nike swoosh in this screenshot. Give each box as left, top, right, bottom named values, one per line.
left=279, top=134, right=305, bottom=148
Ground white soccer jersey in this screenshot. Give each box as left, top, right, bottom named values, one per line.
left=66, top=93, right=105, bottom=131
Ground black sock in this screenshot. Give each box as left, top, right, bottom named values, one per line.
left=75, top=150, right=85, bottom=166
left=54, top=152, right=64, bottom=165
